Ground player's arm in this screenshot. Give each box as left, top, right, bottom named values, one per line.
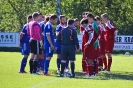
left=57, top=31, right=61, bottom=43
left=84, top=30, right=94, bottom=46
left=46, top=25, right=54, bottom=50
left=114, top=30, right=118, bottom=39
left=19, top=25, right=26, bottom=47
left=56, top=26, right=60, bottom=36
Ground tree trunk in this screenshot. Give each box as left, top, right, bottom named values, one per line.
left=56, top=0, right=62, bottom=18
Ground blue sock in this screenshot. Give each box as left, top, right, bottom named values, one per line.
left=66, top=60, right=69, bottom=69
left=44, top=60, right=50, bottom=74
left=57, top=59, right=61, bottom=70
left=20, top=58, right=27, bottom=72
left=40, top=59, right=44, bottom=70
left=37, top=59, right=42, bottom=69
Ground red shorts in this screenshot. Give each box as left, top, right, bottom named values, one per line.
left=84, top=44, right=94, bottom=60
left=100, top=39, right=106, bottom=55
left=105, top=40, right=114, bottom=53
left=82, top=42, right=85, bottom=52
left=93, top=48, right=100, bottom=60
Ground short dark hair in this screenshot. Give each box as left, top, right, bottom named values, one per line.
left=80, top=18, right=88, bottom=24
left=74, top=18, right=79, bottom=22
left=32, top=12, right=39, bottom=19
left=45, top=16, right=50, bottom=22
left=67, top=19, right=74, bottom=25
left=27, top=14, right=32, bottom=19
left=95, top=16, right=101, bottom=21
left=59, top=15, right=65, bottom=20
left=50, top=14, right=58, bottom=20
left=87, top=13, right=94, bottom=19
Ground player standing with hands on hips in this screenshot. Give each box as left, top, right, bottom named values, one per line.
left=57, top=19, right=80, bottom=78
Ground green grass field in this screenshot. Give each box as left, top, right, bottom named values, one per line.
left=0, top=52, right=133, bottom=88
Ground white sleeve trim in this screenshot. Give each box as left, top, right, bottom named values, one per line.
left=87, top=31, right=94, bottom=44
left=46, top=32, right=50, bottom=34
left=21, top=32, right=25, bottom=34
left=107, top=21, right=114, bottom=29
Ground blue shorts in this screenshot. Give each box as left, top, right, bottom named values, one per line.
left=45, top=47, right=54, bottom=57
left=56, top=47, right=61, bottom=54
left=21, top=43, right=30, bottom=55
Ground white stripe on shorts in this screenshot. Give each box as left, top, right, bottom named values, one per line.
left=24, top=43, right=26, bottom=51
left=49, top=47, right=51, bottom=53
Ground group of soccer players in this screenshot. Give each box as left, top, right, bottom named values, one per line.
left=80, top=12, right=117, bottom=78
left=19, top=11, right=117, bottom=78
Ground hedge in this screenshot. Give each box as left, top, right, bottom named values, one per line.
left=0, top=47, right=133, bottom=54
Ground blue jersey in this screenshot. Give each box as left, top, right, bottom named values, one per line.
left=20, top=23, right=30, bottom=43
left=56, top=24, right=66, bottom=48
left=39, top=21, right=45, bottom=32
left=44, top=21, right=54, bottom=48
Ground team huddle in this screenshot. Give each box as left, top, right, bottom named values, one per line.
left=19, top=11, right=117, bottom=78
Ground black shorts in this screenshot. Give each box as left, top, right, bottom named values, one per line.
left=30, top=40, right=41, bottom=54
left=61, top=45, right=76, bottom=61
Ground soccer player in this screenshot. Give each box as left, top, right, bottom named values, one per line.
left=55, top=15, right=66, bottom=73
left=73, top=18, right=80, bottom=30
left=101, top=13, right=117, bottom=71
left=37, top=16, right=50, bottom=72
left=87, top=13, right=100, bottom=75
left=80, top=18, right=95, bottom=78
left=27, top=12, right=43, bottom=74
left=95, top=16, right=107, bottom=70
left=80, top=12, right=90, bottom=73
left=43, top=14, right=58, bottom=76
left=19, top=15, right=32, bottom=73
left=57, top=19, right=80, bottom=78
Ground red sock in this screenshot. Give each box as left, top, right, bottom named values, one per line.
left=102, top=55, right=107, bottom=69
left=108, top=57, right=112, bottom=71
left=82, top=59, right=87, bottom=72
left=88, top=65, right=94, bottom=76
left=98, top=57, right=103, bottom=68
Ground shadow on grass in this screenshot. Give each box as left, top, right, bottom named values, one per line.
left=49, top=70, right=133, bottom=81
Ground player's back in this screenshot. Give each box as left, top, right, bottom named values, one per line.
left=21, top=23, right=30, bottom=43
left=39, top=21, right=45, bottom=32
left=28, top=21, right=41, bottom=41
left=105, top=20, right=116, bottom=40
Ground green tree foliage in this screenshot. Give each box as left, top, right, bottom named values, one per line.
left=0, top=0, right=133, bottom=35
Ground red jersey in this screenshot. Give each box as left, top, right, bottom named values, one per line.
left=105, top=20, right=116, bottom=40
left=83, top=25, right=95, bottom=60
left=98, top=24, right=106, bottom=54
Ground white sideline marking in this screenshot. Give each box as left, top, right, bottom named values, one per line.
left=30, top=78, right=61, bottom=88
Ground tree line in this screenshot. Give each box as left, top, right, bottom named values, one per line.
left=0, top=0, right=133, bottom=35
